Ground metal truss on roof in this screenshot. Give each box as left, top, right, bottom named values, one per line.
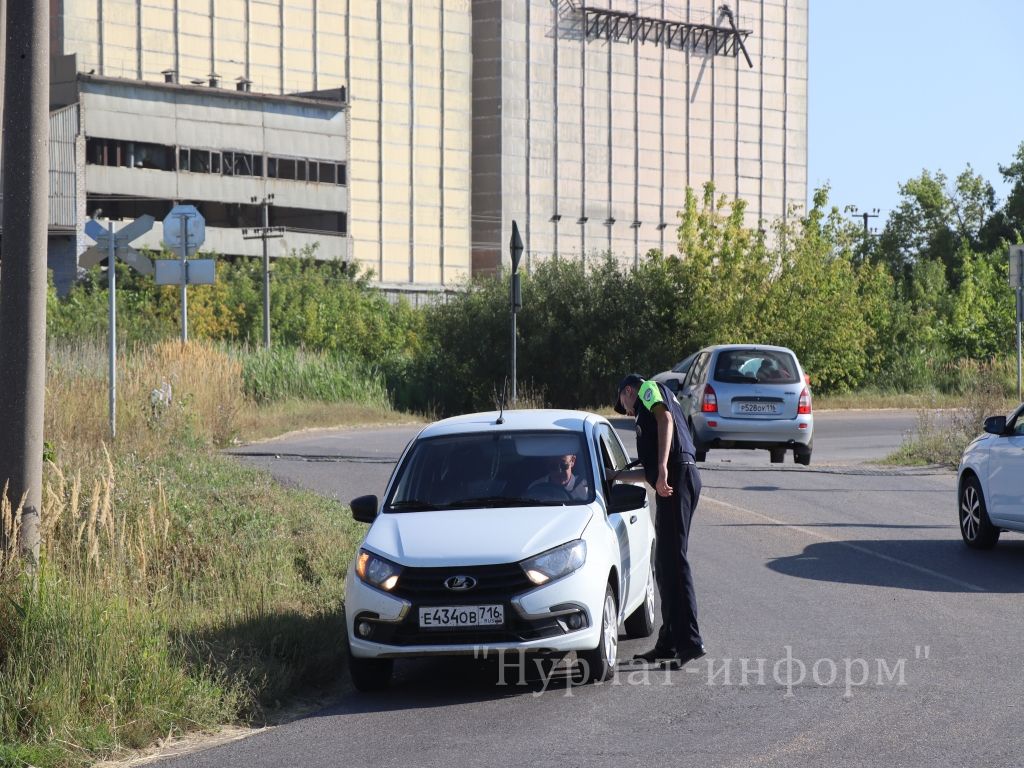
left=570, top=3, right=754, bottom=68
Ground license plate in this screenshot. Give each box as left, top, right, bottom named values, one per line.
left=735, top=402, right=781, bottom=415
left=419, top=605, right=505, bottom=628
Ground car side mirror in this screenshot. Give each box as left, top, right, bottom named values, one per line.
left=984, top=415, right=1008, bottom=435
left=608, top=483, right=647, bottom=514
left=350, top=494, right=379, bottom=523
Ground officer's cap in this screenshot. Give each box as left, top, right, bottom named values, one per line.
left=613, top=373, right=645, bottom=415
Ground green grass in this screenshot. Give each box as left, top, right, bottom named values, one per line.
left=239, top=347, right=388, bottom=406
left=0, top=444, right=363, bottom=767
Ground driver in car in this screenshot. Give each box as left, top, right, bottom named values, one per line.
left=528, top=454, right=589, bottom=500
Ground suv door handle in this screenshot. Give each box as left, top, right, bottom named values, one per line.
left=629, top=515, right=638, bottom=524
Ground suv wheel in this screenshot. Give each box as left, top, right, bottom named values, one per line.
left=624, top=553, right=656, bottom=639
left=578, top=584, right=618, bottom=683
left=769, top=448, right=786, bottom=464
left=959, top=475, right=1000, bottom=549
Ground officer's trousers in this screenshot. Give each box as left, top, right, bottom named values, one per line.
left=653, top=460, right=703, bottom=654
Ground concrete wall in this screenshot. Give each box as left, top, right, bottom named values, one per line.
left=473, top=0, right=809, bottom=274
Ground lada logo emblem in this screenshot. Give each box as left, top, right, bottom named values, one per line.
left=444, top=575, right=477, bottom=591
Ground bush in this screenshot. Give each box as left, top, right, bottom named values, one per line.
left=240, top=346, right=389, bottom=405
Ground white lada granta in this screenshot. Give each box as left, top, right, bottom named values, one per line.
left=344, top=409, right=656, bottom=691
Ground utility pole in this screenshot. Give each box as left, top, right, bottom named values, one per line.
left=845, top=206, right=880, bottom=237
left=242, top=194, right=282, bottom=349
left=0, top=0, right=49, bottom=562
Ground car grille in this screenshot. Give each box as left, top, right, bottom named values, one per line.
left=391, top=562, right=533, bottom=601
left=362, top=562, right=574, bottom=646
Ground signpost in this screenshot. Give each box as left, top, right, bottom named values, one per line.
left=83, top=214, right=155, bottom=440
left=1011, top=245, right=1024, bottom=401
left=162, top=205, right=206, bottom=342
left=509, top=221, right=524, bottom=405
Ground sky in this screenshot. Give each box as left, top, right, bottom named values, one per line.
left=808, top=1, right=1024, bottom=228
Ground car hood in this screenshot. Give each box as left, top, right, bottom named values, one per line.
left=363, top=505, right=595, bottom=567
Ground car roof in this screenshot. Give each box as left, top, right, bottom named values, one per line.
left=417, top=409, right=600, bottom=439
left=703, top=343, right=798, bottom=355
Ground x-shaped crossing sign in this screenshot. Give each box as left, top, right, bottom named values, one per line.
left=81, top=215, right=156, bottom=276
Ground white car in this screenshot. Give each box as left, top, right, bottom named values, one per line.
left=344, top=409, right=656, bottom=691
left=957, top=404, right=1024, bottom=548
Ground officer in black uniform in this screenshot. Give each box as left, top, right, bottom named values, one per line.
left=611, top=373, right=706, bottom=668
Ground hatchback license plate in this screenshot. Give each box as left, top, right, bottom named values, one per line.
left=735, top=402, right=781, bottom=415
left=419, top=605, right=505, bottom=628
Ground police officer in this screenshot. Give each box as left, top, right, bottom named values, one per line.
left=611, top=373, right=705, bottom=668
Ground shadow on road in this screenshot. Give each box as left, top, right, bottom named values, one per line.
left=767, top=538, right=1024, bottom=593
left=315, top=655, right=596, bottom=717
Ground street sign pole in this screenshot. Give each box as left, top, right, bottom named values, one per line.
left=1018, top=287, right=1022, bottom=402
left=1012, top=246, right=1024, bottom=402
left=262, top=200, right=271, bottom=348
left=509, top=221, right=524, bottom=406
left=108, top=220, right=117, bottom=441
left=179, top=213, right=189, bottom=343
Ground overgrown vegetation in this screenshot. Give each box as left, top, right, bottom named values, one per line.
left=0, top=341, right=381, bottom=767
left=395, top=182, right=1021, bottom=416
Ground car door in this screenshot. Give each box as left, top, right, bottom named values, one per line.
left=596, top=423, right=651, bottom=615
left=986, top=407, right=1024, bottom=523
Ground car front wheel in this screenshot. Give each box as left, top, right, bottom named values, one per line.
left=578, top=584, right=618, bottom=683
left=959, top=475, right=1000, bottom=549
left=349, top=655, right=394, bottom=692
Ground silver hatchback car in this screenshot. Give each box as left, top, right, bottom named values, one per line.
left=672, top=344, right=813, bottom=465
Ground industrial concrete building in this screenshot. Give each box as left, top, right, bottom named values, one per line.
left=46, top=0, right=806, bottom=289
left=33, top=56, right=349, bottom=294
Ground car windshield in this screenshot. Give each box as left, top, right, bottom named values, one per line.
left=386, top=430, right=595, bottom=511
left=714, top=349, right=800, bottom=384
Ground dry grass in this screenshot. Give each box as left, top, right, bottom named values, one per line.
left=0, top=341, right=383, bottom=767
left=885, top=379, right=1016, bottom=466
left=47, top=340, right=245, bottom=464
left=234, top=400, right=422, bottom=444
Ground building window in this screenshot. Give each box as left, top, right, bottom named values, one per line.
left=86, top=137, right=174, bottom=171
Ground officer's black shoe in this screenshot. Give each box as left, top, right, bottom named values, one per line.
left=632, top=646, right=676, bottom=664
left=660, top=645, right=707, bottom=670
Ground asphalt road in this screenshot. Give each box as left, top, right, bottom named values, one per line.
left=167, top=410, right=1024, bottom=768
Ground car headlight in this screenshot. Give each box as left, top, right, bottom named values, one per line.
left=520, top=540, right=587, bottom=585
left=355, top=549, right=402, bottom=591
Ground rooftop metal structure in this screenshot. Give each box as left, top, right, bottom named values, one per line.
left=573, top=3, right=754, bottom=68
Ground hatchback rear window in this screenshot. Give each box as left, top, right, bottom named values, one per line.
left=713, top=349, right=800, bottom=384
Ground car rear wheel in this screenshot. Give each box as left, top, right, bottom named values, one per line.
left=578, top=584, right=618, bottom=683
left=769, top=448, right=786, bottom=464
left=794, top=440, right=812, bottom=466
left=959, top=475, right=1000, bottom=549
left=624, top=554, right=656, bottom=639
left=690, top=422, right=708, bottom=462
left=349, top=655, right=394, bottom=692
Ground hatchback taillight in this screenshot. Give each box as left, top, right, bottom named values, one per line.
left=798, top=387, right=812, bottom=415
left=701, top=384, right=718, bottom=413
